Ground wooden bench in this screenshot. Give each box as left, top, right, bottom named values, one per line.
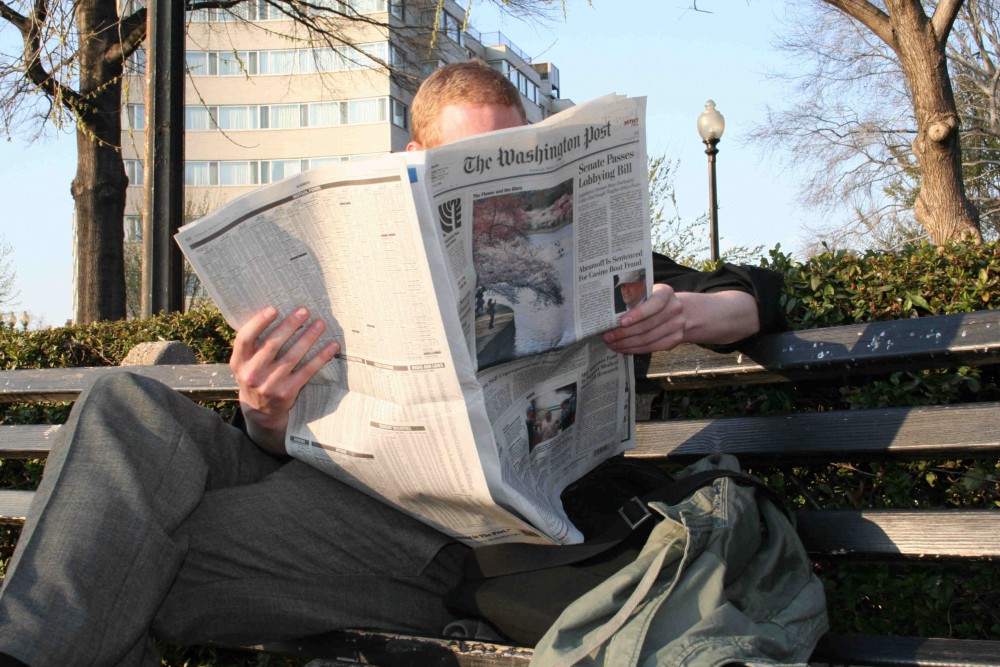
left=2, top=310, right=1000, bottom=666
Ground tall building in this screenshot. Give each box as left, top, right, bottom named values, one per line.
left=120, top=0, right=569, bottom=241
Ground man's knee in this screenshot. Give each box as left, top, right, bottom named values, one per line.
left=84, top=371, right=181, bottom=411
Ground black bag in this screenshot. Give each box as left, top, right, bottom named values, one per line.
left=444, top=456, right=779, bottom=646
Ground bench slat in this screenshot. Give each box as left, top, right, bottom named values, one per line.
left=0, top=489, right=34, bottom=523
left=814, top=634, right=1000, bottom=667
left=0, top=485, right=995, bottom=557
left=0, top=364, right=237, bottom=403
left=254, top=631, right=1000, bottom=667
left=632, top=402, right=1000, bottom=460
left=795, top=509, right=1000, bottom=558
left=6, top=402, right=998, bottom=462
left=0, top=425, right=60, bottom=459
left=2, top=312, right=998, bottom=403
left=255, top=630, right=533, bottom=666
left=648, top=310, right=1000, bottom=389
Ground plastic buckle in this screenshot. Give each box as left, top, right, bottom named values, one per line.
left=618, top=496, right=652, bottom=530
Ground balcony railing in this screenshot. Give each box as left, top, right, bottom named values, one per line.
left=479, top=31, right=531, bottom=63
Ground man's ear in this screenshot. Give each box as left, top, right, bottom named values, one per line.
left=406, top=140, right=423, bottom=152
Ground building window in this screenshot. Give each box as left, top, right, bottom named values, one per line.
left=309, top=156, right=349, bottom=168
left=389, top=44, right=405, bottom=68
left=124, top=215, right=143, bottom=242
left=179, top=97, right=391, bottom=132
left=310, top=102, right=345, bottom=127
left=260, top=50, right=298, bottom=75
left=185, top=161, right=218, bottom=186
left=439, top=10, right=462, bottom=45
left=348, top=0, right=387, bottom=13
left=124, top=159, right=144, bottom=187
left=185, top=51, right=208, bottom=75
left=268, top=104, right=303, bottom=129
left=185, top=106, right=216, bottom=131
left=188, top=1, right=285, bottom=21
left=217, top=51, right=250, bottom=76
left=269, top=159, right=303, bottom=182
left=489, top=60, right=540, bottom=106
left=186, top=43, right=388, bottom=78
left=123, top=104, right=145, bottom=131
left=217, top=105, right=258, bottom=130
left=422, top=59, right=444, bottom=77
left=127, top=48, right=146, bottom=75
left=186, top=1, right=406, bottom=21
left=220, top=161, right=259, bottom=186
left=120, top=0, right=146, bottom=15
left=348, top=98, right=386, bottom=124
left=391, top=98, right=408, bottom=129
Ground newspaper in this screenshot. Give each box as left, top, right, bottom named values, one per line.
left=176, top=94, right=652, bottom=547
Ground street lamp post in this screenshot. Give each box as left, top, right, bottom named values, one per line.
left=4, top=312, right=14, bottom=330
left=19, top=311, right=30, bottom=331
left=697, top=100, right=725, bottom=263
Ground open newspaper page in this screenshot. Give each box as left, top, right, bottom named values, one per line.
left=412, top=95, right=651, bottom=544
left=176, top=157, right=547, bottom=546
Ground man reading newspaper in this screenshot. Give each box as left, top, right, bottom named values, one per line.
left=0, top=60, right=781, bottom=664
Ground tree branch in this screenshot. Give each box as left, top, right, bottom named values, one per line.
left=822, top=0, right=896, bottom=51
left=6, top=0, right=86, bottom=114
left=105, top=5, right=149, bottom=68
left=930, top=0, right=964, bottom=45
left=0, top=1, right=30, bottom=32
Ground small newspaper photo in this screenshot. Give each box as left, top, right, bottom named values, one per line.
left=176, top=94, right=652, bottom=547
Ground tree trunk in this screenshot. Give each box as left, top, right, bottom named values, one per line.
left=889, top=0, right=982, bottom=243
left=71, top=0, right=128, bottom=322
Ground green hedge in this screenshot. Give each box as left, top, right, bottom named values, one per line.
left=0, top=241, right=998, bottom=654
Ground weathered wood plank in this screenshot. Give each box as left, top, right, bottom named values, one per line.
left=0, top=487, right=995, bottom=557
left=647, top=309, right=1000, bottom=389
left=0, top=489, right=33, bottom=523
left=0, top=364, right=237, bottom=403
left=632, top=402, right=1000, bottom=460
left=249, top=631, right=1000, bottom=667
left=813, top=634, right=1000, bottom=667
left=253, top=630, right=533, bottom=667
left=254, top=631, right=1000, bottom=667
left=795, top=509, right=1000, bottom=558
left=4, top=402, right=999, bottom=463
left=0, top=425, right=60, bottom=459
left=2, top=312, right=998, bottom=403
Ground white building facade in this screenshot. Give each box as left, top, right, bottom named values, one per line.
left=121, top=0, right=568, bottom=239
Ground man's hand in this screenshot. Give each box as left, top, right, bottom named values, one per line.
left=230, top=306, right=339, bottom=455
left=603, top=284, right=760, bottom=354
left=603, top=283, right=685, bottom=354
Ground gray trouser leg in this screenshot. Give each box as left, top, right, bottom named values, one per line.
left=0, top=372, right=282, bottom=666
left=0, top=372, right=464, bottom=666
left=151, top=460, right=464, bottom=646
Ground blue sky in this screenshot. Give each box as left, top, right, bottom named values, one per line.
left=0, top=1, right=828, bottom=327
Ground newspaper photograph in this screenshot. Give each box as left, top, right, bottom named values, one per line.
left=176, top=94, right=650, bottom=547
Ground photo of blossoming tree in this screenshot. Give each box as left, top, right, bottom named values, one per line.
left=473, top=179, right=575, bottom=368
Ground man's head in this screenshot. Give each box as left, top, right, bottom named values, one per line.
left=407, top=59, right=528, bottom=151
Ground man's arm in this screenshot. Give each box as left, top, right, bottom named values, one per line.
left=603, top=284, right=759, bottom=355
left=229, top=306, right=339, bottom=455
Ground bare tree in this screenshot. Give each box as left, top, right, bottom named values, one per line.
left=0, top=234, right=18, bottom=309
left=948, top=0, right=1000, bottom=235
left=0, top=0, right=558, bottom=323
left=753, top=0, right=982, bottom=249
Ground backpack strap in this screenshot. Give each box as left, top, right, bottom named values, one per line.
left=465, top=469, right=783, bottom=579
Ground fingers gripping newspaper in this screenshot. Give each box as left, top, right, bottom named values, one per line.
left=177, top=94, right=651, bottom=547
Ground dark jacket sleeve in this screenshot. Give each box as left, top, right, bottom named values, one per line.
left=652, top=252, right=786, bottom=338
